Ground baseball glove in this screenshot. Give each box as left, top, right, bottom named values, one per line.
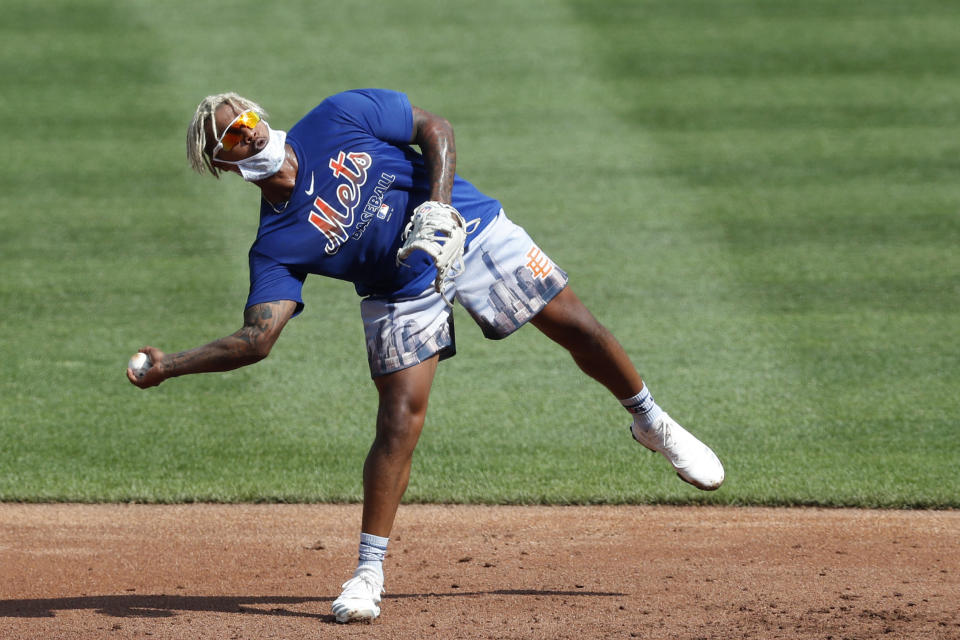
left=396, top=201, right=467, bottom=305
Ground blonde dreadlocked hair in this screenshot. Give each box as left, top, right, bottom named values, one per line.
left=186, top=92, right=268, bottom=178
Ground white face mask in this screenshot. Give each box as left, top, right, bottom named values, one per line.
left=218, top=125, right=287, bottom=182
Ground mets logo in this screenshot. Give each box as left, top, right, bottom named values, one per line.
left=525, top=246, right=554, bottom=279
left=308, top=150, right=395, bottom=255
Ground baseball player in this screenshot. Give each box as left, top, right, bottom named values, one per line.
left=128, top=89, right=724, bottom=623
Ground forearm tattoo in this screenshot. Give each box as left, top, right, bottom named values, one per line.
left=422, top=125, right=456, bottom=203
left=412, top=107, right=456, bottom=203
left=166, top=302, right=286, bottom=376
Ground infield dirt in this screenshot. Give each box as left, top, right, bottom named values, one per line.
left=1, top=504, right=957, bottom=639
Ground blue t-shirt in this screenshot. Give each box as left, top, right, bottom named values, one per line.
left=245, top=89, right=502, bottom=314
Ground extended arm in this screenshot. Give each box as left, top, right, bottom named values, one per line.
left=410, top=106, right=456, bottom=204
left=127, top=299, right=297, bottom=388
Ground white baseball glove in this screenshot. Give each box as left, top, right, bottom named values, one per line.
left=396, top=201, right=467, bottom=305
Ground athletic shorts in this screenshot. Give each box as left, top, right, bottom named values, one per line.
left=361, top=210, right=569, bottom=377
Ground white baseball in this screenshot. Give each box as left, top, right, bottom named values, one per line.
left=128, top=352, right=152, bottom=378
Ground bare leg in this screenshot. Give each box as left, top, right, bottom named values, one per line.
left=532, top=286, right=725, bottom=490
left=360, top=355, right=439, bottom=537
left=530, top=286, right=643, bottom=399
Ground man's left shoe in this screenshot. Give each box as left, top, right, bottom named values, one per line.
left=331, top=567, right=384, bottom=623
left=630, top=413, right=725, bottom=490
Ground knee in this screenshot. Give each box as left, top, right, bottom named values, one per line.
left=373, top=397, right=427, bottom=456
left=535, top=288, right=610, bottom=345
left=554, top=312, right=612, bottom=353
left=571, top=322, right=616, bottom=359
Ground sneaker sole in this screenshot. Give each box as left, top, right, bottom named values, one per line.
left=677, top=470, right=723, bottom=491
left=334, top=606, right=380, bottom=624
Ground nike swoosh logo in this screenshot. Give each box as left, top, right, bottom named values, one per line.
left=304, top=171, right=315, bottom=196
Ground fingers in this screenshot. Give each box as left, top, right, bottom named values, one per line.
left=127, top=346, right=166, bottom=389
left=139, top=345, right=164, bottom=362
left=127, top=366, right=160, bottom=389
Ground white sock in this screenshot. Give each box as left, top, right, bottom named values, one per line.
left=620, top=385, right=664, bottom=428
left=357, top=532, right=389, bottom=580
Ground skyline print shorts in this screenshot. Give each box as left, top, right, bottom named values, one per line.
left=361, top=210, right=569, bottom=377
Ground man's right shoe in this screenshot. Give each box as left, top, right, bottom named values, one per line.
left=331, top=567, right=384, bottom=623
left=630, top=412, right=725, bottom=491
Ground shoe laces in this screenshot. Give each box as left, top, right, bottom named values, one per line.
left=657, top=416, right=678, bottom=452
left=633, top=415, right=672, bottom=446
left=634, top=415, right=686, bottom=465
left=340, top=570, right=384, bottom=599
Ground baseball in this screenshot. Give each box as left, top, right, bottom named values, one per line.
left=128, top=352, right=152, bottom=378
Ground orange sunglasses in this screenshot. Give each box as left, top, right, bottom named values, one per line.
left=210, top=110, right=261, bottom=159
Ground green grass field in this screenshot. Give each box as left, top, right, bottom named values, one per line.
left=1, top=0, right=958, bottom=507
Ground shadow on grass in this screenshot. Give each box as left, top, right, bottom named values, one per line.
left=0, top=589, right=625, bottom=621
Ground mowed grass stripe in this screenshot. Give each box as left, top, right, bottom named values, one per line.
left=572, top=0, right=960, bottom=506
left=0, top=0, right=957, bottom=505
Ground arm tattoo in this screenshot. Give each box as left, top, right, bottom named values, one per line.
left=422, top=124, right=456, bottom=203
left=236, top=303, right=276, bottom=348
left=412, top=107, right=456, bottom=203
left=164, top=301, right=290, bottom=377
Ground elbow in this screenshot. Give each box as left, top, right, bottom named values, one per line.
left=417, top=117, right=454, bottom=148
left=431, top=117, right=454, bottom=143
left=233, top=339, right=272, bottom=367
left=433, top=116, right=453, bottom=136
left=248, top=343, right=272, bottom=363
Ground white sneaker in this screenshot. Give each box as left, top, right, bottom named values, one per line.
left=630, top=413, right=725, bottom=491
left=331, top=567, right=384, bottom=623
